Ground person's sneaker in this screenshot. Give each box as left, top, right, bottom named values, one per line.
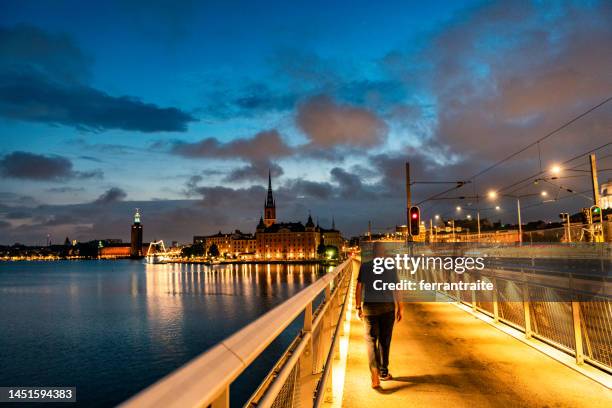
left=379, top=372, right=393, bottom=381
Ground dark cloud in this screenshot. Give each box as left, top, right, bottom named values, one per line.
left=389, top=1, right=612, bottom=159
left=0, top=24, right=91, bottom=83
left=202, top=82, right=299, bottom=119
left=0, top=70, right=196, bottom=132
left=296, top=95, right=388, bottom=148
left=0, top=25, right=196, bottom=132
left=4, top=210, right=31, bottom=219
left=0, top=151, right=102, bottom=181
left=170, top=129, right=292, bottom=161
left=46, top=186, right=86, bottom=193
left=93, top=187, right=127, bottom=205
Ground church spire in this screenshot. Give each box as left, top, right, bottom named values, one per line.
left=264, top=169, right=276, bottom=227
left=266, top=169, right=275, bottom=207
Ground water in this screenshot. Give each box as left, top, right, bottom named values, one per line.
left=0, top=260, right=326, bottom=407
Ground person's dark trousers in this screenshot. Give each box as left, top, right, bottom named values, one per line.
left=363, top=310, right=395, bottom=375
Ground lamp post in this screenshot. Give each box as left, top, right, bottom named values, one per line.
left=488, top=190, right=534, bottom=244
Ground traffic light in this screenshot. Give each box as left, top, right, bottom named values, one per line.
left=409, top=206, right=420, bottom=236
left=591, top=205, right=602, bottom=224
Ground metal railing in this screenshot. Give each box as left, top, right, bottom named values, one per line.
left=120, top=257, right=357, bottom=408
left=361, top=241, right=611, bottom=373
left=412, top=255, right=612, bottom=373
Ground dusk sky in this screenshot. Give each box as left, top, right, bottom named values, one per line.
left=1, top=0, right=611, bottom=244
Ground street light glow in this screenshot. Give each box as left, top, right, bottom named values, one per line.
left=495, top=205, right=501, bottom=211
left=456, top=206, right=462, bottom=211
left=467, top=214, right=472, bottom=220
left=541, top=191, right=548, bottom=197
left=488, top=190, right=498, bottom=199
left=551, top=164, right=561, bottom=175
left=435, top=214, right=440, bottom=220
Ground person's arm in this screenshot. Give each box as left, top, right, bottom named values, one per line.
left=393, top=289, right=402, bottom=322
left=355, top=281, right=363, bottom=319
left=392, top=268, right=402, bottom=322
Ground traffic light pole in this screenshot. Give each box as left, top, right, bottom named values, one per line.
left=406, top=162, right=413, bottom=243
left=590, top=154, right=600, bottom=206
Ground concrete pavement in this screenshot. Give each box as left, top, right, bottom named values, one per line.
left=341, top=302, right=611, bottom=408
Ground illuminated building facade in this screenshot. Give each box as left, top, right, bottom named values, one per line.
left=255, top=216, right=320, bottom=260
left=193, top=172, right=345, bottom=260
left=195, top=230, right=256, bottom=258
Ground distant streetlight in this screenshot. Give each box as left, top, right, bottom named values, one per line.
left=551, top=164, right=561, bottom=175
left=541, top=190, right=548, bottom=197
left=467, top=214, right=472, bottom=220
left=456, top=206, right=462, bottom=212
left=495, top=205, right=501, bottom=211
left=434, top=214, right=440, bottom=220
left=488, top=190, right=498, bottom=199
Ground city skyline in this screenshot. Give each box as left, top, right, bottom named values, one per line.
left=1, top=0, right=612, bottom=244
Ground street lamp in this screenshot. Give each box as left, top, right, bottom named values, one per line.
left=550, top=164, right=561, bottom=176
left=456, top=206, right=462, bottom=212
left=488, top=190, right=524, bottom=244
left=541, top=190, right=548, bottom=197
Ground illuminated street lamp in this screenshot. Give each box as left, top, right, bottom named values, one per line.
left=456, top=206, right=462, bottom=212
left=467, top=214, right=472, bottom=220
left=551, top=164, right=561, bottom=175
left=541, top=190, right=548, bottom=197
left=495, top=205, right=501, bottom=211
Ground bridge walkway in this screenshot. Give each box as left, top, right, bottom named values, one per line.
left=341, top=302, right=611, bottom=408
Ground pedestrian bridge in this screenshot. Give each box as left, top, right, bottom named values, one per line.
left=121, top=245, right=611, bottom=408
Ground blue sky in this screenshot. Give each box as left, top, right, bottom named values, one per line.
left=1, top=0, right=611, bottom=244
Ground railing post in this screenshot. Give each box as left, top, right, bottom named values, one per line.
left=298, top=302, right=315, bottom=408
left=469, top=273, right=477, bottom=311
left=572, top=301, right=585, bottom=365
left=523, top=283, right=532, bottom=339
left=492, top=277, right=499, bottom=323
left=210, top=386, right=229, bottom=408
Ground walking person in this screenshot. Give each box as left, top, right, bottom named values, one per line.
left=355, top=242, right=402, bottom=389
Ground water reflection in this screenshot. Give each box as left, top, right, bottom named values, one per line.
left=0, top=260, right=324, bottom=408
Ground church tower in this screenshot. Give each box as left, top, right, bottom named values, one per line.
left=264, top=170, right=276, bottom=227
left=130, top=208, right=143, bottom=258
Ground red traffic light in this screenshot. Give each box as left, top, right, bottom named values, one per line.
left=409, top=206, right=420, bottom=236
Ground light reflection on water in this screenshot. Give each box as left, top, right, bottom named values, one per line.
left=0, top=260, right=324, bottom=407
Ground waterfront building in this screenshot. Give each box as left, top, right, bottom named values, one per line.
left=193, top=172, right=346, bottom=260
left=194, top=230, right=256, bottom=258
left=255, top=215, right=320, bottom=260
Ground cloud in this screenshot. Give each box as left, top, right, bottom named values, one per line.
left=225, top=160, right=284, bottom=182
left=394, top=1, right=612, bottom=159
left=170, top=129, right=292, bottom=161
left=0, top=25, right=196, bottom=132
left=93, top=187, right=127, bottom=205
left=0, top=24, right=91, bottom=83
left=46, top=186, right=86, bottom=193
left=0, top=151, right=102, bottom=181
left=296, top=95, right=388, bottom=148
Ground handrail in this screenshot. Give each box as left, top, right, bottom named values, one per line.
left=120, top=258, right=354, bottom=408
